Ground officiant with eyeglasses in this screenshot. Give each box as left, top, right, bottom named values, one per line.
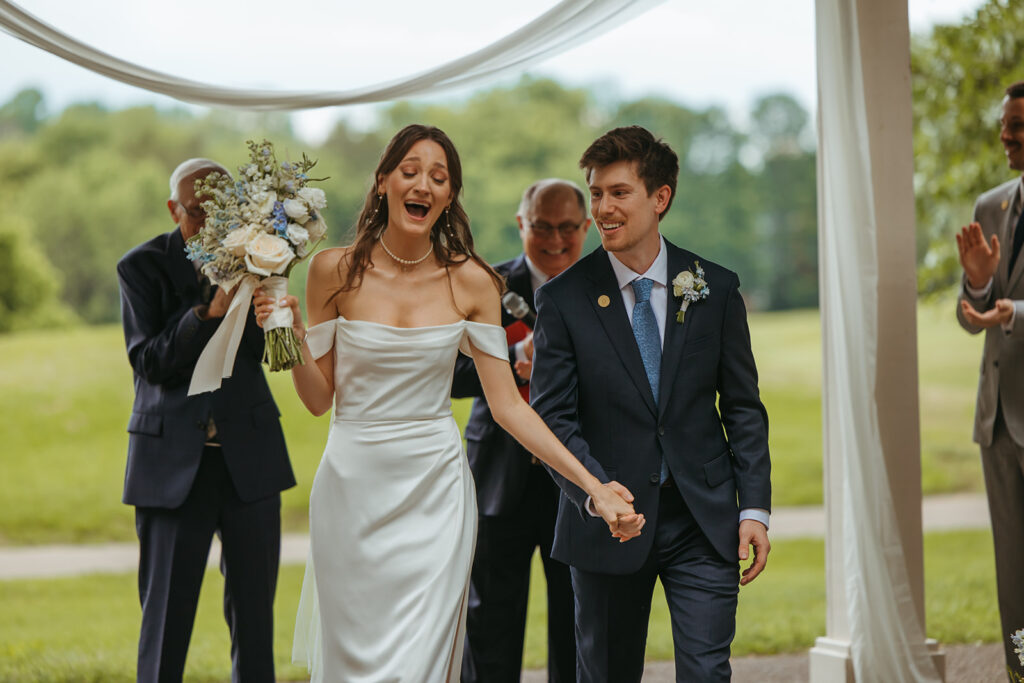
left=452, top=178, right=590, bottom=682
left=116, top=158, right=294, bottom=682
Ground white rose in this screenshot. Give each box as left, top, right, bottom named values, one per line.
left=250, top=191, right=277, bottom=217
left=672, top=271, right=694, bottom=298
left=244, top=233, right=294, bottom=276
left=305, top=216, right=327, bottom=242
left=298, top=187, right=327, bottom=210
left=286, top=223, right=309, bottom=246
left=221, top=224, right=258, bottom=257
left=283, top=198, right=309, bottom=224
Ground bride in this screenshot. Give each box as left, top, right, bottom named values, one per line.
left=255, top=124, right=644, bottom=682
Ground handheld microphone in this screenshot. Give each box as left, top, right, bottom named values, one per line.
left=501, top=291, right=536, bottom=328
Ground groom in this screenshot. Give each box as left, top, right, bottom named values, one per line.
left=531, top=126, right=771, bottom=681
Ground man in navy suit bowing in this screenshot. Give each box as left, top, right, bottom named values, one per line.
left=531, top=127, right=771, bottom=682
left=117, top=158, right=295, bottom=682
left=453, top=179, right=590, bottom=682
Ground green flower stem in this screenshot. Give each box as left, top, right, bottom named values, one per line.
left=263, top=327, right=305, bottom=371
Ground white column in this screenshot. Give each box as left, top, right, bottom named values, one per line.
left=809, top=0, right=945, bottom=680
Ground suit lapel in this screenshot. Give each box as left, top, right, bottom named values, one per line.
left=584, top=249, right=658, bottom=417
left=658, top=241, right=697, bottom=416
left=1005, top=186, right=1024, bottom=292
left=507, top=255, right=535, bottom=310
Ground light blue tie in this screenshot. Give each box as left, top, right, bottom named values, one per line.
left=630, top=278, right=669, bottom=485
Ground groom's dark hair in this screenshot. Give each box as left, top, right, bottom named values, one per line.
left=579, top=126, right=678, bottom=220
left=1007, top=81, right=1024, bottom=100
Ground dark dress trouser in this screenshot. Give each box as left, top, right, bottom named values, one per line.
left=571, top=483, right=739, bottom=683
left=135, top=446, right=281, bottom=683
left=981, top=408, right=1024, bottom=681
left=462, top=465, right=576, bottom=683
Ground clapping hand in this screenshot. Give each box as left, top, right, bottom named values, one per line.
left=591, top=481, right=645, bottom=542
left=960, top=298, right=1014, bottom=328
left=956, top=222, right=1000, bottom=289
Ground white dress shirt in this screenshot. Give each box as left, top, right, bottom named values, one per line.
left=586, top=237, right=770, bottom=529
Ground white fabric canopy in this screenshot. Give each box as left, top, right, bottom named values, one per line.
left=0, top=0, right=664, bottom=110
left=816, top=0, right=940, bottom=680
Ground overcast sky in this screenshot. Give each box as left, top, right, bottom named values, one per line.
left=0, top=0, right=986, bottom=142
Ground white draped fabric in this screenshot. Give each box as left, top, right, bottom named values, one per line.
left=815, top=0, right=940, bottom=680
left=0, top=0, right=664, bottom=110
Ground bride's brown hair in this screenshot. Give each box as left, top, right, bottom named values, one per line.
left=335, top=124, right=503, bottom=296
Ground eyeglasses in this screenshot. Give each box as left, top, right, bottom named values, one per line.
left=525, top=219, right=586, bottom=238
left=178, top=202, right=205, bottom=220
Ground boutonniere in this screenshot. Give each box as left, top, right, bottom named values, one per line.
left=671, top=261, right=710, bottom=323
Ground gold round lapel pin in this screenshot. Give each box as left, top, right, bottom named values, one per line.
left=1003, top=199, right=1010, bottom=210
left=598, top=295, right=611, bottom=308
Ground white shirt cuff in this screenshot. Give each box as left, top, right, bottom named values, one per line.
left=513, top=340, right=528, bottom=363
left=740, top=508, right=770, bottom=529
left=965, top=277, right=993, bottom=299
left=589, top=499, right=770, bottom=531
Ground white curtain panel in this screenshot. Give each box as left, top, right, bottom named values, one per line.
left=0, top=0, right=664, bottom=110
left=815, top=0, right=940, bottom=680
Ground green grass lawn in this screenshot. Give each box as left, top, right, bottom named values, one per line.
left=0, top=530, right=999, bottom=681
left=0, top=297, right=985, bottom=544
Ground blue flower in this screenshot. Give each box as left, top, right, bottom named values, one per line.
left=184, top=242, right=208, bottom=263
left=272, top=201, right=288, bottom=235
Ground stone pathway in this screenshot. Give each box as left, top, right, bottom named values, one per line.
left=520, top=644, right=1006, bottom=682
left=0, top=494, right=1001, bottom=681
left=0, top=493, right=991, bottom=580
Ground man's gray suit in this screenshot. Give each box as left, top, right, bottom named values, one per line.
left=957, top=177, right=1024, bottom=677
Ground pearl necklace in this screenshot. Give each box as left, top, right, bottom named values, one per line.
left=380, top=234, right=433, bottom=266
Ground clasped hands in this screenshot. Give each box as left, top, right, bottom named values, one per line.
left=956, top=222, right=1014, bottom=328
left=590, top=481, right=645, bottom=543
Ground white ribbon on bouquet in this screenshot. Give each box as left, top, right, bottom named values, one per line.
left=187, top=275, right=292, bottom=395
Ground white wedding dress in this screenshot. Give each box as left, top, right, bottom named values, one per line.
left=292, top=316, right=507, bottom=682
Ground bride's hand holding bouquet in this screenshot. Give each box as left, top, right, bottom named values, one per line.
left=185, top=140, right=327, bottom=395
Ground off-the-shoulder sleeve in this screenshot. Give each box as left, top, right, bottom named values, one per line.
left=305, top=319, right=337, bottom=360
left=459, top=321, right=509, bottom=361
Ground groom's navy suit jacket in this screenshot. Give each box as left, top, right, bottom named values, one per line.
left=531, top=239, right=771, bottom=572
left=117, top=228, right=294, bottom=508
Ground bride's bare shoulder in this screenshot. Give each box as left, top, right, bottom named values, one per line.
left=309, top=246, right=353, bottom=282
left=449, top=257, right=503, bottom=322
left=449, top=257, right=502, bottom=296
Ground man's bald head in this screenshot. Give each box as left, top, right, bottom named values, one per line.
left=516, top=179, right=590, bottom=278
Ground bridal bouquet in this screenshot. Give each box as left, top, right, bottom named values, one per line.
left=1011, top=628, right=1024, bottom=681
left=185, top=140, right=327, bottom=394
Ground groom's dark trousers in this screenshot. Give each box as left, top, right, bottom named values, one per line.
left=118, top=228, right=295, bottom=682
left=452, top=254, right=576, bottom=682
left=531, top=239, right=771, bottom=682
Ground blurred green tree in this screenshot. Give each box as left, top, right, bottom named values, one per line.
left=0, top=216, right=76, bottom=332
left=912, top=0, right=1024, bottom=293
